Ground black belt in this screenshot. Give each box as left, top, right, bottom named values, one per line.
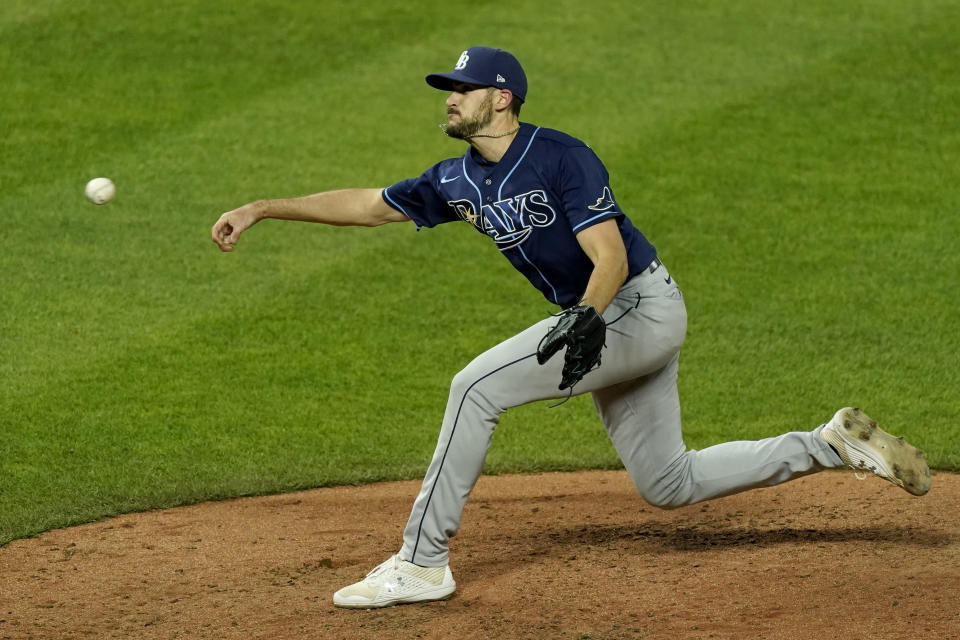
left=647, top=257, right=662, bottom=274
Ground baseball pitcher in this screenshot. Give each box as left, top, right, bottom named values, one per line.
left=211, top=46, right=931, bottom=609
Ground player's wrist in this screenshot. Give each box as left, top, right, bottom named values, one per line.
left=576, top=300, right=603, bottom=315
left=248, top=199, right=271, bottom=221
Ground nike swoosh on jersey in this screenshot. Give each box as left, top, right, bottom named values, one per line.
left=440, top=175, right=460, bottom=184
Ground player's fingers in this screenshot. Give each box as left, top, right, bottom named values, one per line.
left=211, top=218, right=236, bottom=252
left=211, top=222, right=225, bottom=247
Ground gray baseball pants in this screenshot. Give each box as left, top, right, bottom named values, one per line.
left=400, top=261, right=843, bottom=567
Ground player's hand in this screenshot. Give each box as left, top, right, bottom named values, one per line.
left=536, top=304, right=606, bottom=390
left=211, top=202, right=263, bottom=252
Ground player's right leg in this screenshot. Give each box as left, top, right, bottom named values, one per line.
left=594, top=358, right=931, bottom=507
left=593, top=356, right=841, bottom=507
left=820, top=406, right=930, bottom=495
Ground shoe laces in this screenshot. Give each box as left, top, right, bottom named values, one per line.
left=365, top=555, right=401, bottom=583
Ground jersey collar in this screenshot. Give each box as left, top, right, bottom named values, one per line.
left=465, top=122, right=535, bottom=172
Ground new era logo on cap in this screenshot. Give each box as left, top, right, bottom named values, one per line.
left=425, top=46, right=528, bottom=102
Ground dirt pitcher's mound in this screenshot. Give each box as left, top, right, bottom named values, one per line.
left=1, top=470, right=958, bottom=640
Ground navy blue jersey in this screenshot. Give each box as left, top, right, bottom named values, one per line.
left=382, top=123, right=657, bottom=307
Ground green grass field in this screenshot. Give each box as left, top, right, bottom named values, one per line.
left=2, top=0, right=958, bottom=546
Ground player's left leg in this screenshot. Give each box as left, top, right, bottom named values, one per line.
left=334, top=313, right=583, bottom=608
left=395, top=314, right=580, bottom=570
left=392, top=264, right=693, bottom=571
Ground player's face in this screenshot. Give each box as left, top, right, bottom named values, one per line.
left=444, top=84, right=495, bottom=139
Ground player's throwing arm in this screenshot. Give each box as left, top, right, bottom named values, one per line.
left=211, top=188, right=410, bottom=251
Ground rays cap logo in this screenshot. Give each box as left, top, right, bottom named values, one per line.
left=425, top=46, right=528, bottom=103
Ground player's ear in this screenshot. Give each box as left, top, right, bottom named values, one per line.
left=494, top=89, right=514, bottom=113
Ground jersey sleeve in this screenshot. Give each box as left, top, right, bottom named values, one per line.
left=558, top=146, right=625, bottom=234
left=381, top=163, right=459, bottom=229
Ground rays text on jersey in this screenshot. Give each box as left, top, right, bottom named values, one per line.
left=447, top=189, right=557, bottom=251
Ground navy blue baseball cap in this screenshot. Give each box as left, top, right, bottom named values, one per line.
left=426, top=46, right=527, bottom=103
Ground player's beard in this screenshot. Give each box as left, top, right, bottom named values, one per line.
left=444, top=90, right=495, bottom=140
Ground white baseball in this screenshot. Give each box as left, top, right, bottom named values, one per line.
left=85, top=177, right=115, bottom=205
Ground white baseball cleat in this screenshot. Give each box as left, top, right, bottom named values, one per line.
left=333, top=555, right=456, bottom=609
left=820, top=407, right=931, bottom=496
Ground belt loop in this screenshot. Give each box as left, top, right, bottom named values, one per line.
left=648, top=257, right=662, bottom=274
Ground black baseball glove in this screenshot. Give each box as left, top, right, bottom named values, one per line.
left=536, top=304, right=606, bottom=390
